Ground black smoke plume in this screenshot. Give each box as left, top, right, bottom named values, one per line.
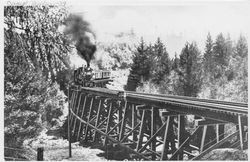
left=64, top=14, right=96, bottom=67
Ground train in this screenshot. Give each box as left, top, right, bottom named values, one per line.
left=74, top=66, right=112, bottom=88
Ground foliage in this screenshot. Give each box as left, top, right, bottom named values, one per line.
left=55, top=68, right=74, bottom=95
left=151, top=38, right=172, bottom=84
left=95, top=42, right=134, bottom=70
left=199, top=34, right=247, bottom=102
left=4, top=5, right=71, bottom=150
left=178, top=42, right=203, bottom=97
left=203, top=32, right=214, bottom=82
left=4, top=5, right=71, bottom=82
left=125, top=38, right=150, bottom=91
left=125, top=37, right=172, bottom=91
left=4, top=64, right=66, bottom=147
left=131, top=32, right=247, bottom=103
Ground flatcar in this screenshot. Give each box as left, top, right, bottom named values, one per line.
left=74, top=66, right=112, bottom=88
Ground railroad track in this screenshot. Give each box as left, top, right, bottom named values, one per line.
left=127, top=91, right=248, bottom=115
left=78, top=87, right=248, bottom=123
left=132, top=91, right=248, bottom=107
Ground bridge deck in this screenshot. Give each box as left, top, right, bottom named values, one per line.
left=76, top=87, right=248, bottom=123
left=68, top=86, right=248, bottom=160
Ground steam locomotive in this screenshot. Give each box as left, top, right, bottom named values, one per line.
left=74, top=66, right=112, bottom=88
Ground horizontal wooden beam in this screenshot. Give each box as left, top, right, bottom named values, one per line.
left=195, top=119, right=229, bottom=126
left=189, top=144, right=199, bottom=150
left=183, top=150, right=195, bottom=157
left=122, top=142, right=136, bottom=146
left=161, top=111, right=187, bottom=116
left=136, top=105, right=151, bottom=110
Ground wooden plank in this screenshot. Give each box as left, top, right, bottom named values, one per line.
left=117, top=102, right=122, bottom=134
left=136, top=110, right=146, bottom=151
left=137, top=106, right=152, bottom=110
left=183, top=150, right=195, bottom=157
left=135, top=104, right=146, bottom=110
left=119, top=101, right=128, bottom=141
left=216, top=124, right=219, bottom=143
left=79, top=87, right=123, bottom=99
left=238, top=115, right=244, bottom=150
left=68, top=87, right=72, bottom=158
left=69, top=91, right=78, bottom=123
left=177, top=115, right=185, bottom=160
left=161, top=111, right=187, bottom=117
left=200, top=125, right=207, bottom=152
left=197, top=119, right=228, bottom=126
left=104, top=101, right=113, bottom=145
left=77, top=95, right=87, bottom=140
left=189, top=144, right=199, bottom=150
left=151, top=107, right=157, bottom=160
left=72, top=93, right=83, bottom=133
left=216, top=124, right=225, bottom=142
left=84, top=97, right=94, bottom=141
left=219, top=124, right=225, bottom=141
left=191, top=130, right=239, bottom=160
left=132, top=104, right=137, bottom=141
left=161, top=116, right=170, bottom=160
left=122, top=142, right=136, bottom=146
left=70, top=91, right=78, bottom=125
left=169, top=117, right=176, bottom=152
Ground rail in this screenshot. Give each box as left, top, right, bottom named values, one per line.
left=77, top=87, right=248, bottom=123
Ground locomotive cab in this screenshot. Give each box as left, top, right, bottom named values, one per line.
left=73, top=66, right=112, bottom=88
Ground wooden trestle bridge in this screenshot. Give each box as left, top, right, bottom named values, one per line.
left=67, top=85, right=248, bottom=160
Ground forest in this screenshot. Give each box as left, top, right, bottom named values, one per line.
left=4, top=5, right=247, bottom=160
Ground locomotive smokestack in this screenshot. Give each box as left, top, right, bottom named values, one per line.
left=64, top=14, right=96, bottom=67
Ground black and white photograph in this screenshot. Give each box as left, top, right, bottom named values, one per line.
left=3, top=0, right=249, bottom=161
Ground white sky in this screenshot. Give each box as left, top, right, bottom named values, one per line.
left=2, top=0, right=249, bottom=56
left=67, top=1, right=249, bottom=56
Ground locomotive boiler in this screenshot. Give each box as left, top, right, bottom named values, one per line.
left=74, top=66, right=112, bottom=88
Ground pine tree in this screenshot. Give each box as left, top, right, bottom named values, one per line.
left=213, top=33, right=232, bottom=69
left=125, top=37, right=150, bottom=91
left=151, top=38, right=171, bottom=84
left=4, top=5, right=69, bottom=151
left=172, top=53, right=180, bottom=71
left=235, top=35, right=248, bottom=58
left=178, top=42, right=202, bottom=97
left=203, top=33, right=214, bottom=77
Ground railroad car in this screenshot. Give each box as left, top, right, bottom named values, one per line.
left=74, top=66, right=112, bottom=88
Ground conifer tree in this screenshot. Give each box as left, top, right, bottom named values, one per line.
left=213, top=33, right=232, bottom=73
left=203, top=33, right=214, bottom=77
left=172, top=53, right=180, bottom=71
left=178, top=42, right=202, bottom=97
left=125, top=37, right=150, bottom=91
left=151, top=38, right=171, bottom=84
